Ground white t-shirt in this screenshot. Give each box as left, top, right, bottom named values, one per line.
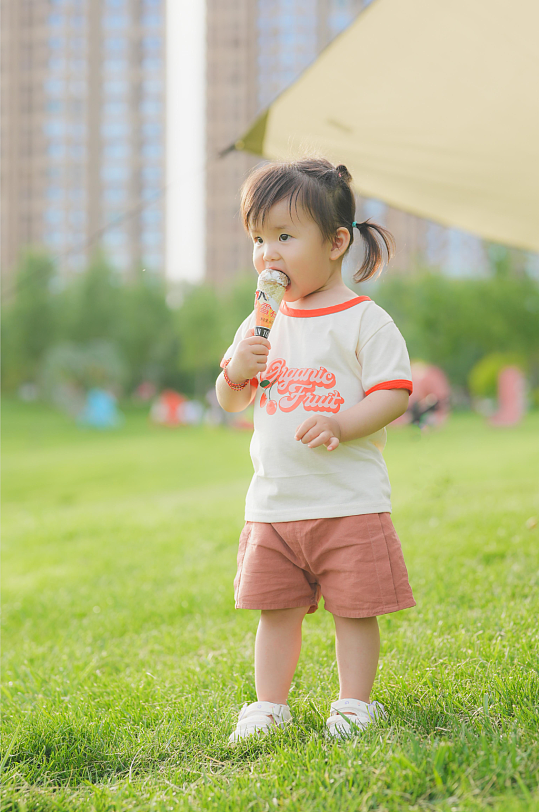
left=221, top=295, right=413, bottom=522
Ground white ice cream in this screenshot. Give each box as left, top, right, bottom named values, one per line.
left=258, top=269, right=290, bottom=288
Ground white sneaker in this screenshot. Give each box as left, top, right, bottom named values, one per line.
left=228, top=701, right=292, bottom=744
left=326, top=698, right=386, bottom=739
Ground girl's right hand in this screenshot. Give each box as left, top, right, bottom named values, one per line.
left=226, top=328, right=271, bottom=383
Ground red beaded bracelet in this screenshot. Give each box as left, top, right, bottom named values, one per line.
left=221, top=358, right=249, bottom=391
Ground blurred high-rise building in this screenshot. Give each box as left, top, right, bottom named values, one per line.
left=1, top=0, right=166, bottom=289
left=205, top=0, right=366, bottom=288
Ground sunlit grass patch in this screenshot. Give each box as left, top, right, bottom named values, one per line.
left=2, top=401, right=538, bottom=811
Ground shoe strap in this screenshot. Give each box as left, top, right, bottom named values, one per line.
left=330, top=698, right=385, bottom=721
left=330, top=698, right=370, bottom=715
left=239, top=701, right=291, bottom=723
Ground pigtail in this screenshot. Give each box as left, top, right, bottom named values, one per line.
left=335, top=164, right=353, bottom=184
left=353, top=220, right=395, bottom=283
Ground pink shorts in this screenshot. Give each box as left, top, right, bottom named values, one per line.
left=234, top=513, right=416, bottom=618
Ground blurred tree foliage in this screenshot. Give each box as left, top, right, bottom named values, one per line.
left=467, top=352, right=528, bottom=399
left=174, top=273, right=257, bottom=398
left=2, top=251, right=538, bottom=403
left=373, top=269, right=539, bottom=393
left=1, top=250, right=58, bottom=390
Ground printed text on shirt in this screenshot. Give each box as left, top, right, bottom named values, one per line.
left=260, top=358, right=345, bottom=414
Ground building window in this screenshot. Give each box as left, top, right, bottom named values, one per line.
left=141, top=122, right=161, bottom=137
left=67, top=79, right=85, bottom=95
left=44, top=120, right=65, bottom=136
left=44, top=231, right=65, bottom=247
left=70, top=99, right=84, bottom=115
left=101, top=121, right=128, bottom=137
left=140, top=208, right=162, bottom=224
left=104, top=58, right=128, bottom=72
left=44, top=79, right=65, bottom=95
left=103, top=187, right=127, bottom=203
left=101, top=165, right=130, bottom=182
left=45, top=209, right=63, bottom=224
left=141, top=142, right=162, bottom=159
left=104, top=209, right=124, bottom=224
left=48, top=37, right=65, bottom=50
left=107, top=250, right=130, bottom=269
left=69, top=187, right=85, bottom=201
left=141, top=13, right=162, bottom=27
left=69, top=122, right=86, bottom=137
left=47, top=142, right=66, bottom=158
left=103, top=80, right=129, bottom=97
left=141, top=186, right=160, bottom=200
left=141, top=165, right=161, bottom=181
left=103, top=14, right=129, bottom=29
left=103, top=142, right=130, bottom=159
left=48, top=57, right=66, bottom=71
left=141, top=57, right=162, bottom=70
left=141, top=78, right=162, bottom=95
left=103, top=229, right=127, bottom=246
left=103, top=101, right=129, bottom=116
left=139, top=99, right=162, bottom=116
left=142, top=36, right=162, bottom=51
left=141, top=230, right=161, bottom=246
left=69, top=144, right=85, bottom=159
left=69, top=230, right=86, bottom=247
left=69, top=210, right=86, bottom=227
left=104, top=36, right=127, bottom=51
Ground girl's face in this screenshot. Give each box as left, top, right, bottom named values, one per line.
left=249, top=198, right=350, bottom=303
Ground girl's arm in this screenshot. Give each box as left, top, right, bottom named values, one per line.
left=295, top=389, right=409, bottom=450
left=335, top=389, right=409, bottom=442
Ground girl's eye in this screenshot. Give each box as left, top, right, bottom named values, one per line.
left=279, top=234, right=290, bottom=242
left=254, top=237, right=263, bottom=245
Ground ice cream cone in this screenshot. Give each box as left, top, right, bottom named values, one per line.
left=254, top=270, right=290, bottom=338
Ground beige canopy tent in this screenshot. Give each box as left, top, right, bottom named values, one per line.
left=232, top=0, right=539, bottom=253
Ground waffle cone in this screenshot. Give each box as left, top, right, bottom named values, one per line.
left=254, top=271, right=289, bottom=338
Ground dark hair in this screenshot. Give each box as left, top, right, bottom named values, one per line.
left=240, top=157, right=395, bottom=283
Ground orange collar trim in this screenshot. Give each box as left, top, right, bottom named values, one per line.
left=280, top=296, right=371, bottom=318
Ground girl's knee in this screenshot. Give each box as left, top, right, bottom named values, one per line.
left=260, top=606, right=310, bottom=622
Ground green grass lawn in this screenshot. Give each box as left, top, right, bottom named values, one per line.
left=2, top=398, right=538, bottom=812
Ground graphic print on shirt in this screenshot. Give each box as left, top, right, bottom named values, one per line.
left=259, top=358, right=345, bottom=415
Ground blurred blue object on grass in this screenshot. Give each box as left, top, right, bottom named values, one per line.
left=76, top=388, right=124, bottom=429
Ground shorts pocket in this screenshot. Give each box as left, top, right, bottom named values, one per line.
left=234, top=522, right=252, bottom=602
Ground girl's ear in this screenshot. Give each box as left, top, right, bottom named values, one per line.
left=329, top=227, right=351, bottom=260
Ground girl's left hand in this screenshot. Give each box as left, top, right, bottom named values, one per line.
left=295, top=416, right=341, bottom=451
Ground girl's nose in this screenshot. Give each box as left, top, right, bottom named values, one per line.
left=263, top=242, right=280, bottom=260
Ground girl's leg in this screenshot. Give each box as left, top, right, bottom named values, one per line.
left=255, top=606, right=310, bottom=705
left=332, top=614, right=380, bottom=703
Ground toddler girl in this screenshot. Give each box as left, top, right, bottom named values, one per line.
left=216, top=157, right=416, bottom=742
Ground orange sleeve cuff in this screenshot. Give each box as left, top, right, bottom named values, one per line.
left=364, top=379, right=413, bottom=397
